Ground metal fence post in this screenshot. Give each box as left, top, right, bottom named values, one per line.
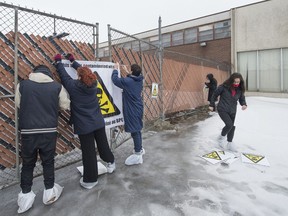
left=53, top=15, right=57, bottom=36
left=158, top=16, right=164, bottom=120
left=14, top=7, right=20, bottom=180
left=95, top=22, right=99, bottom=60
left=0, top=2, right=104, bottom=188
left=108, top=24, right=112, bottom=62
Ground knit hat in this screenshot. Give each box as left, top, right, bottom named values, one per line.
left=33, top=65, right=53, bottom=79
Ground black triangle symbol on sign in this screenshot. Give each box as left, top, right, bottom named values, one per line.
left=94, top=71, right=121, bottom=118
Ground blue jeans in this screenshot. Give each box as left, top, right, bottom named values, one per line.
left=131, top=131, right=142, bottom=153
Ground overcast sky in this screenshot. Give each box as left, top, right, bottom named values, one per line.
left=8, top=0, right=264, bottom=42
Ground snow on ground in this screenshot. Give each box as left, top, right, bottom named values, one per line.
left=177, top=96, right=288, bottom=216
left=1, top=96, right=288, bottom=216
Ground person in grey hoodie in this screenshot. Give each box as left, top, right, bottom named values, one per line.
left=111, top=63, right=145, bottom=166
left=15, top=65, right=70, bottom=213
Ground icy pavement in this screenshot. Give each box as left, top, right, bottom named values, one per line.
left=1, top=96, right=288, bottom=216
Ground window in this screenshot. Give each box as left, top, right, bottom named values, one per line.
left=104, top=48, right=109, bottom=57
left=238, top=51, right=257, bottom=91
left=98, top=48, right=105, bottom=58
left=199, top=24, right=213, bottom=42
left=149, top=36, right=159, bottom=48
left=184, top=28, right=197, bottom=44
left=238, top=49, right=283, bottom=92
left=141, top=38, right=150, bottom=51
left=132, top=40, right=140, bottom=51
left=172, top=31, right=183, bottom=46
left=123, top=42, right=132, bottom=50
left=259, top=49, right=281, bottom=92
left=214, top=20, right=231, bottom=39
left=162, top=33, right=171, bottom=47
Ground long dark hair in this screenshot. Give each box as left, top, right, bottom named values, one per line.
left=223, top=73, right=245, bottom=93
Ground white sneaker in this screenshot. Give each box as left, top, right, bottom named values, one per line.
left=80, top=177, right=98, bottom=189
left=17, top=191, right=36, bottom=214
left=227, top=142, right=237, bottom=152
left=106, top=162, right=116, bottom=173
left=43, top=183, right=63, bottom=205
left=125, top=154, right=143, bottom=165
left=218, top=135, right=227, bottom=149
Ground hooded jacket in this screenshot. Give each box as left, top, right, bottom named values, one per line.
left=205, top=74, right=218, bottom=102
left=55, top=61, right=105, bottom=135
left=111, top=70, right=143, bottom=132
left=209, top=84, right=247, bottom=114
left=15, top=66, right=70, bottom=134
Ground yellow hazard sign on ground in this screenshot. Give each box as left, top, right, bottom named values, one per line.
left=241, top=153, right=270, bottom=167
left=200, top=150, right=233, bottom=164
left=202, top=151, right=222, bottom=160
left=242, top=153, right=265, bottom=163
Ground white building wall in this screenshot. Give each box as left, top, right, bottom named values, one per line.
left=233, top=0, right=288, bottom=92
left=234, top=0, right=288, bottom=52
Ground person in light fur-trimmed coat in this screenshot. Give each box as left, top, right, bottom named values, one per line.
left=15, top=65, right=70, bottom=213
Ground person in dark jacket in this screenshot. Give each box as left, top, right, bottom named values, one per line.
left=15, top=65, right=70, bottom=213
left=209, top=73, right=247, bottom=152
left=205, top=73, right=218, bottom=103
left=54, top=53, right=115, bottom=189
left=111, top=63, right=145, bottom=166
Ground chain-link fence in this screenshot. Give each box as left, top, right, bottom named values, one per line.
left=107, top=25, right=230, bottom=148
left=107, top=26, right=163, bottom=149
left=0, top=2, right=98, bottom=188
left=162, top=49, right=230, bottom=114
left=0, top=2, right=230, bottom=189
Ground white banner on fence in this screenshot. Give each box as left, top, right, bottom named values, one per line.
left=62, top=60, right=123, bottom=128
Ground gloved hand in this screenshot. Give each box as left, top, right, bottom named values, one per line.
left=54, top=54, right=62, bottom=63
left=65, top=53, right=75, bottom=62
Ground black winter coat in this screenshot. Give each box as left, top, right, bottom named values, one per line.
left=210, top=84, right=247, bottom=114
left=55, top=61, right=105, bottom=135
left=205, top=78, right=217, bottom=102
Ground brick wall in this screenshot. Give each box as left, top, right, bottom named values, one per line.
left=163, top=38, right=231, bottom=70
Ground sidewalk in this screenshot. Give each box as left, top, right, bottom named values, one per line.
left=2, top=97, right=288, bottom=216
left=0, top=124, right=198, bottom=216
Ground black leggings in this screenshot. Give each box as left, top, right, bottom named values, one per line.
left=78, top=127, right=114, bottom=182
left=218, top=111, right=236, bottom=142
